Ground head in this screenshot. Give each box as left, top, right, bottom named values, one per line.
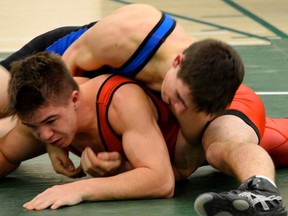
left=162, top=39, right=244, bottom=118
left=8, top=51, right=80, bottom=146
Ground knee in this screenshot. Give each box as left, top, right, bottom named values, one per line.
left=204, top=141, right=223, bottom=166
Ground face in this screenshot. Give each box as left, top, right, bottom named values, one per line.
left=161, top=54, right=190, bottom=116
left=162, top=55, right=212, bottom=142
left=21, top=92, right=79, bottom=149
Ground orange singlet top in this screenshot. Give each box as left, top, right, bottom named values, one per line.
left=96, top=75, right=179, bottom=161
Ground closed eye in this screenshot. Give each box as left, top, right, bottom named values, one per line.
left=176, top=91, right=187, bottom=109
left=25, top=124, right=36, bottom=129
left=46, top=119, right=56, bottom=125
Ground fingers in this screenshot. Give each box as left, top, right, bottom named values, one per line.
left=81, top=147, right=106, bottom=177
left=61, top=156, right=76, bottom=172
left=48, top=146, right=78, bottom=177
left=23, top=189, right=58, bottom=210
left=53, top=162, right=81, bottom=178
left=81, top=148, right=123, bottom=177
left=23, top=196, right=63, bottom=210
left=97, top=151, right=121, bottom=161
left=50, top=150, right=85, bottom=178
left=73, top=166, right=87, bottom=178
left=23, top=184, right=83, bottom=211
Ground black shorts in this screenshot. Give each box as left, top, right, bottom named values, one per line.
left=0, top=22, right=96, bottom=71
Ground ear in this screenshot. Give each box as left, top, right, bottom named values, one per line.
left=71, top=90, right=80, bottom=109
left=173, top=54, right=184, bottom=67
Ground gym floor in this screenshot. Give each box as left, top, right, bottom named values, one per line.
left=0, top=0, right=287, bottom=215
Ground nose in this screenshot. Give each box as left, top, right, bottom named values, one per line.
left=37, top=126, right=54, bottom=142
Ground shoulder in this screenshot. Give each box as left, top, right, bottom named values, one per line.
left=108, top=82, right=157, bottom=132
left=111, top=83, right=148, bottom=110
left=109, top=83, right=156, bottom=120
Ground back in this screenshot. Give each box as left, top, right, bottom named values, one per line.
left=63, top=4, right=195, bottom=91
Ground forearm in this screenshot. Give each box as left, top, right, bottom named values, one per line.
left=23, top=164, right=175, bottom=211
left=79, top=168, right=174, bottom=201
left=111, top=159, right=133, bottom=176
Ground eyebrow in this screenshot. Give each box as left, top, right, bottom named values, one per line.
left=22, top=115, right=58, bottom=127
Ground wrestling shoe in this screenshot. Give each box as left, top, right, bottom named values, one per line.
left=194, top=176, right=287, bottom=216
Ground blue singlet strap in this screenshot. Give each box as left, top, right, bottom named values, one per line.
left=111, top=13, right=176, bottom=77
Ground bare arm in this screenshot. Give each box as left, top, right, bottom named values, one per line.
left=61, top=25, right=110, bottom=76
left=61, top=10, right=140, bottom=76
left=90, top=84, right=174, bottom=199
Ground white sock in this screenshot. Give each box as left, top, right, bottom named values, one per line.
left=256, top=175, right=277, bottom=187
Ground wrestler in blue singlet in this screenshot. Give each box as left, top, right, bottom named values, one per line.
left=1, top=13, right=176, bottom=80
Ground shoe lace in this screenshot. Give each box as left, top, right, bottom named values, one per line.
left=239, top=192, right=282, bottom=211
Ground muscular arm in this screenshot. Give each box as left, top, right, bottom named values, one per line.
left=61, top=25, right=109, bottom=76
left=106, top=84, right=175, bottom=198
left=61, top=9, right=141, bottom=76
left=0, top=120, right=46, bottom=179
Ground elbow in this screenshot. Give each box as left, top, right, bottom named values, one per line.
left=157, top=173, right=175, bottom=199
left=164, top=180, right=175, bottom=198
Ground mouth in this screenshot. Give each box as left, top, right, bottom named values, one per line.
left=49, top=138, right=63, bottom=147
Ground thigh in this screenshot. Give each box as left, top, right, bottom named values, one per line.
left=203, top=84, right=265, bottom=147
left=204, top=114, right=259, bottom=148
left=225, top=84, right=266, bottom=142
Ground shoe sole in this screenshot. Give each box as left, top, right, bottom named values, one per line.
left=194, top=193, right=251, bottom=216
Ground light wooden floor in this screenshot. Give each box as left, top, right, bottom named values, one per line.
left=0, top=0, right=287, bottom=51
left=0, top=1, right=288, bottom=216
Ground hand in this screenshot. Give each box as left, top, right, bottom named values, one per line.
left=81, top=147, right=124, bottom=177
left=47, top=144, right=85, bottom=178
left=23, top=183, right=83, bottom=210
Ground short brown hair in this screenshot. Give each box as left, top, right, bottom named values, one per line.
left=8, top=51, right=79, bottom=119
left=178, top=39, right=244, bottom=115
